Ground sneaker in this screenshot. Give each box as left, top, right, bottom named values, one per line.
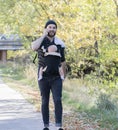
left=43, top=128, right=49, bottom=130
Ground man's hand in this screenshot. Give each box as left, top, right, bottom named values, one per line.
left=42, top=29, right=49, bottom=37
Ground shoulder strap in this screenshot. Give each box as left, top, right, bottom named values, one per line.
left=33, top=53, right=38, bottom=64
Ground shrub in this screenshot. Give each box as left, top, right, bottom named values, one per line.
left=96, top=93, right=116, bottom=111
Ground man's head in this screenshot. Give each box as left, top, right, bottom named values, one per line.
left=45, top=20, right=57, bottom=28
left=45, top=20, right=57, bottom=37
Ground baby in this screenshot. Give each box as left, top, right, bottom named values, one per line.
left=38, top=45, right=64, bottom=80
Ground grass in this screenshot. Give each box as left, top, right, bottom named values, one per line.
left=0, top=62, right=118, bottom=130
left=84, top=108, right=118, bottom=129
left=63, top=78, right=118, bottom=129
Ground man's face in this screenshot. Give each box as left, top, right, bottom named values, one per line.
left=46, top=24, right=57, bottom=37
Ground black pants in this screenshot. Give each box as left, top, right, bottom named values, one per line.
left=38, top=76, right=63, bottom=127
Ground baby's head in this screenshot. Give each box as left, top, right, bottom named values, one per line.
left=48, top=45, right=57, bottom=52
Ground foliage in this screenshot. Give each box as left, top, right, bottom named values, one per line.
left=96, top=93, right=116, bottom=111
left=83, top=107, right=118, bottom=129
left=0, top=61, right=25, bottom=80
left=0, top=0, right=118, bottom=86
left=23, top=63, right=38, bottom=87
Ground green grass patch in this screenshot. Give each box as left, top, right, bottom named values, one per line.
left=82, top=108, right=118, bottom=129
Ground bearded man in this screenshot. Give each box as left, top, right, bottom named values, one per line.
left=31, top=20, right=66, bottom=130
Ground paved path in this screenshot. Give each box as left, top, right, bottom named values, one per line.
left=0, top=79, right=55, bottom=130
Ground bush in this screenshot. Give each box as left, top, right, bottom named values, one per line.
left=96, top=93, right=116, bottom=111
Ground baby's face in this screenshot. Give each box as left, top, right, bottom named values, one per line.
left=48, top=45, right=57, bottom=52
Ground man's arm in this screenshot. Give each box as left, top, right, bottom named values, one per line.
left=31, top=36, right=45, bottom=51
left=31, top=29, right=48, bottom=51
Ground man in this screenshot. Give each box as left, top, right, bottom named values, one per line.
left=31, top=20, right=66, bottom=130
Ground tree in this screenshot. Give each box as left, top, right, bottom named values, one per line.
left=0, top=0, right=117, bottom=80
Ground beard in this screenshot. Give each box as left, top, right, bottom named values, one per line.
left=48, top=31, right=56, bottom=37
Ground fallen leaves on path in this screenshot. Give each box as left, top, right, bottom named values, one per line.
left=50, top=111, right=100, bottom=130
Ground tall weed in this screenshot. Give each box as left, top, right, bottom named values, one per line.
left=23, top=63, right=38, bottom=88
